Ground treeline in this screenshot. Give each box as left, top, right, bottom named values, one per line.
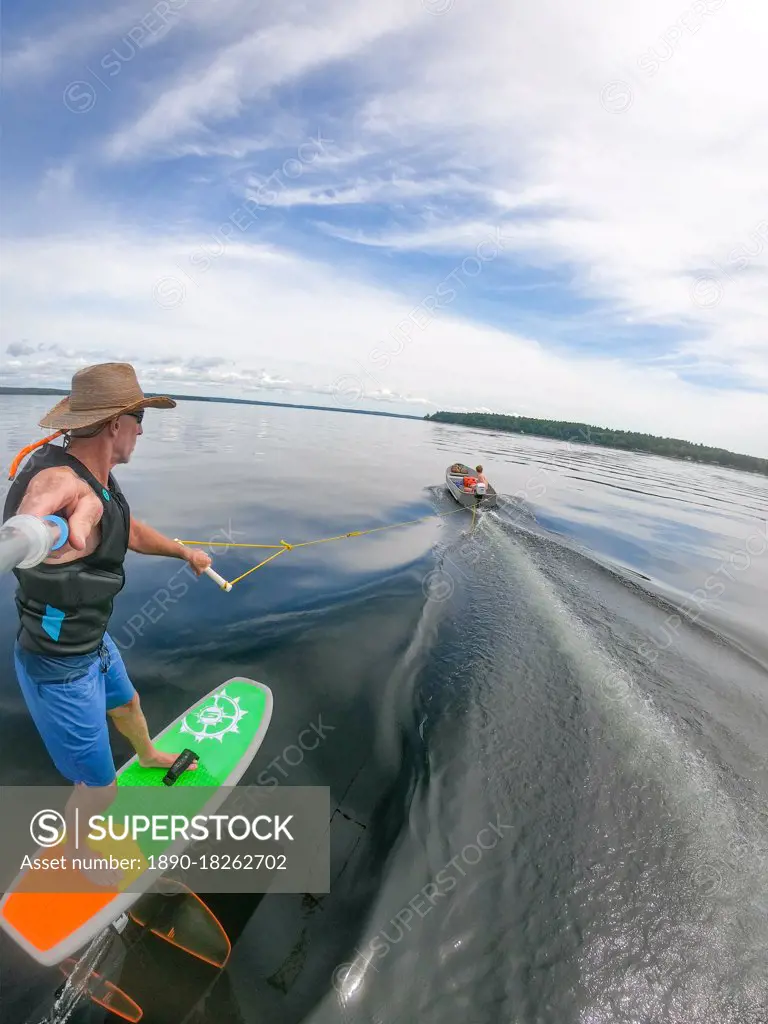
left=424, top=411, right=768, bottom=476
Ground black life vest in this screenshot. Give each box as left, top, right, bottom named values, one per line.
left=3, top=444, right=131, bottom=655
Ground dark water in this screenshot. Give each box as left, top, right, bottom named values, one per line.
left=1, top=396, right=767, bottom=1024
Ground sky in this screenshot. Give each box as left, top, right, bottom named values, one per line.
left=1, top=0, right=767, bottom=456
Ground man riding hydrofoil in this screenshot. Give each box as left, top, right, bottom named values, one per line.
left=3, top=362, right=212, bottom=877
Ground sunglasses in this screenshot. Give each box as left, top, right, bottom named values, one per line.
left=125, top=409, right=144, bottom=424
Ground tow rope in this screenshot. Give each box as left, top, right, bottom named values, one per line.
left=176, top=502, right=480, bottom=590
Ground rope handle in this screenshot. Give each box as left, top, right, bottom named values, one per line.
left=173, top=538, right=233, bottom=592
left=203, top=566, right=233, bottom=592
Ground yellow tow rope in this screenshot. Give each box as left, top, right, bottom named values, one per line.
left=177, top=501, right=479, bottom=589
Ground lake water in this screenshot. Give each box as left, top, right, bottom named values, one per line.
left=1, top=395, right=767, bottom=1024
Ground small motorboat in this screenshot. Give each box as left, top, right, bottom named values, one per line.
left=445, top=463, right=498, bottom=509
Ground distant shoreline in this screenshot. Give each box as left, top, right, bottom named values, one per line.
left=0, top=386, right=425, bottom=421
left=3, top=387, right=763, bottom=475
left=424, top=411, right=768, bottom=476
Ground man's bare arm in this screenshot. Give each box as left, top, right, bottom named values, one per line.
left=129, top=519, right=212, bottom=575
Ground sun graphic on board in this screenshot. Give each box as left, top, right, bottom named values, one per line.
left=180, top=688, right=249, bottom=743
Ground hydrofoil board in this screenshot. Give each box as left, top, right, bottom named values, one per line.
left=0, top=677, right=272, bottom=966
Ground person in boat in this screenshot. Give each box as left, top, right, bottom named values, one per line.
left=474, top=465, right=489, bottom=497
left=3, top=362, right=211, bottom=860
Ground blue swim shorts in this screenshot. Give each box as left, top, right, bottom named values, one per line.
left=13, top=633, right=137, bottom=787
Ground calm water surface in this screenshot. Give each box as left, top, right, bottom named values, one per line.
left=1, top=396, right=767, bottom=1024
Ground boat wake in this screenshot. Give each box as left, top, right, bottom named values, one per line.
left=415, top=496, right=768, bottom=1022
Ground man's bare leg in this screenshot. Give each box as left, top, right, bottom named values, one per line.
left=108, top=693, right=197, bottom=771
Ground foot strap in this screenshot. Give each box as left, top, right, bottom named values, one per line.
left=162, top=748, right=199, bottom=786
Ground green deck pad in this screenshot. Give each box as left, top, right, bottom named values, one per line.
left=103, top=679, right=270, bottom=860
left=118, top=760, right=221, bottom=788
left=117, top=679, right=268, bottom=787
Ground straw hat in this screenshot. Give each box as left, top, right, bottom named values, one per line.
left=39, top=362, right=176, bottom=430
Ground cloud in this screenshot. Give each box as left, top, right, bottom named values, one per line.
left=2, top=0, right=767, bottom=459
left=251, top=174, right=482, bottom=211
left=102, top=1, right=422, bottom=163
left=0, top=341, right=431, bottom=409
left=6, top=342, right=36, bottom=357
left=1, top=229, right=766, bottom=456
left=2, top=0, right=261, bottom=85
left=340, top=0, right=768, bottom=389
left=3, top=1, right=156, bottom=83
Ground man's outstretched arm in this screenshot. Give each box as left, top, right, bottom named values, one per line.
left=128, top=518, right=212, bottom=575
left=15, top=467, right=104, bottom=556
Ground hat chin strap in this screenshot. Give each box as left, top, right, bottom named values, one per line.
left=8, top=432, right=64, bottom=481
left=62, top=419, right=112, bottom=444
